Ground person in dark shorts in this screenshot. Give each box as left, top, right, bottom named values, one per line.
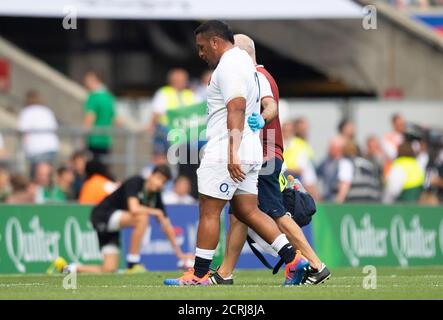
left=51, top=165, right=192, bottom=274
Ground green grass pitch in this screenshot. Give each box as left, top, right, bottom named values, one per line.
left=0, top=266, right=442, bottom=300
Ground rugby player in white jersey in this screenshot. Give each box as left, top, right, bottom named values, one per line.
left=164, top=20, right=309, bottom=286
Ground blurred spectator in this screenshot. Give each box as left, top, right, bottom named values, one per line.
left=162, top=175, right=196, bottom=205
left=383, top=142, right=425, bottom=203
left=282, top=121, right=295, bottom=146
left=6, top=174, right=36, bottom=204
left=44, top=166, right=74, bottom=203
left=18, top=90, right=59, bottom=178
left=0, top=166, right=11, bottom=202
left=387, top=0, right=431, bottom=9
left=430, top=150, right=443, bottom=203
left=416, top=139, right=430, bottom=172
left=329, top=119, right=355, bottom=151
left=382, top=113, right=406, bottom=161
left=335, top=141, right=382, bottom=203
left=83, top=71, right=117, bottom=160
left=317, top=137, right=344, bottom=202
left=146, top=68, right=197, bottom=155
left=283, top=118, right=320, bottom=201
left=0, top=133, right=7, bottom=161
left=364, top=135, right=385, bottom=179
left=33, top=162, right=53, bottom=204
left=79, top=160, right=118, bottom=205
left=339, top=119, right=356, bottom=142
left=193, top=70, right=213, bottom=102
left=70, top=150, right=89, bottom=199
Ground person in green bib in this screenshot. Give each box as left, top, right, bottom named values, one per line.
left=383, top=142, right=425, bottom=203
left=83, top=71, right=117, bottom=160
left=146, top=68, right=197, bottom=155
left=44, top=166, right=74, bottom=203
left=147, top=68, right=203, bottom=197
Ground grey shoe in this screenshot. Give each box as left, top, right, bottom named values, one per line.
left=208, top=271, right=234, bottom=285
left=301, top=263, right=331, bottom=285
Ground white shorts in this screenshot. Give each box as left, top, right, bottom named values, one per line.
left=197, top=162, right=262, bottom=200
left=107, top=210, right=123, bottom=232
left=101, top=244, right=120, bottom=255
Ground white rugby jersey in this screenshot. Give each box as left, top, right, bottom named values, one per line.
left=202, top=47, right=264, bottom=164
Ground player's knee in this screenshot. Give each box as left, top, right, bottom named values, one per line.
left=234, top=208, right=255, bottom=224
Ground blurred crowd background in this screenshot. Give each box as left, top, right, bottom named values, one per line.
left=0, top=67, right=442, bottom=206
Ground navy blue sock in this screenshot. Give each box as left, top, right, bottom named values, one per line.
left=278, top=243, right=296, bottom=264
left=193, top=256, right=212, bottom=278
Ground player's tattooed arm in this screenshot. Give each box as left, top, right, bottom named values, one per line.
left=227, top=97, right=247, bottom=182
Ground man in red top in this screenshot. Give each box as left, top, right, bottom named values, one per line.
left=209, top=34, right=330, bottom=285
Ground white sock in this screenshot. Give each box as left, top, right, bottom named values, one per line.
left=67, top=264, right=78, bottom=273
left=221, top=273, right=233, bottom=280
left=126, top=254, right=141, bottom=263
left=271, top=234, right=290, bottom=253
left=195, top=247, right=215, bottom=260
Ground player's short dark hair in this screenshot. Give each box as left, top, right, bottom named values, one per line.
left=152, top=165, right=172, bottom=181
left=194, top=20, right=234, bottom=44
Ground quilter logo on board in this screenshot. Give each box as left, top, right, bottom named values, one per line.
left=341, top=214, right=388, bottom=267
left=341, top=214, right=441, bottom=267
left=3, top=216, right=60, bottom=273
left=64, top=217, right=102, bottom=263
left=390, top=215, right=437, bottom=267
left=1, top=216, right=101, bottom=273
